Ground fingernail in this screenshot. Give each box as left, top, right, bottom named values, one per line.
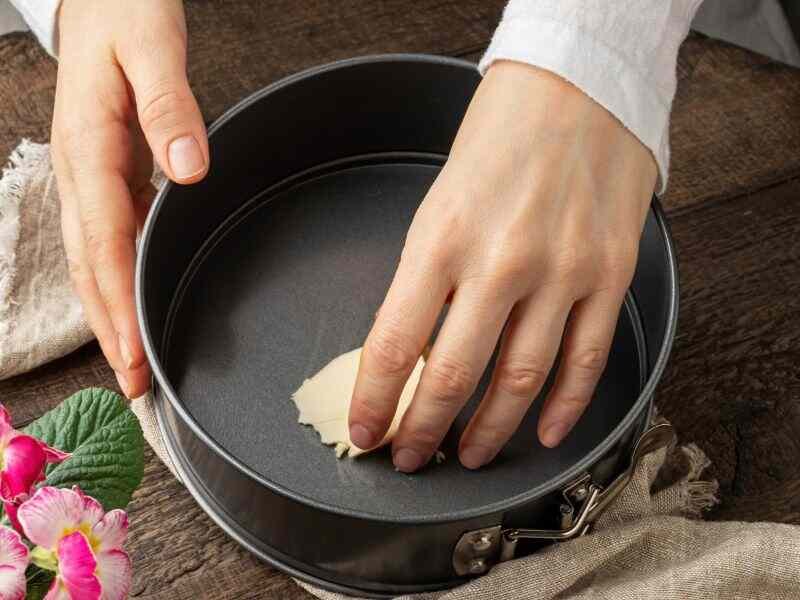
left=393, top=448, right=423, bottom=473
left=542, top=422, right=571, bottom=448
left=349, top=424, right=374, bottom=449
left=114, top=371, right=131, bottom=398
left=460, top=446, right=492, bottom=470
left=168, top=136, right=205, bottom=180
left=118, top=333, right=134, bottom=369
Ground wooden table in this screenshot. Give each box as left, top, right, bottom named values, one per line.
left=2, top=2, right=800, bottom=597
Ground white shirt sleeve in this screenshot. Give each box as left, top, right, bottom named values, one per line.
left=480, top=0, right=705, bottom=194
left=7, top=0, right=61, bottom=56
left=11, top=0, right=699, bottom=191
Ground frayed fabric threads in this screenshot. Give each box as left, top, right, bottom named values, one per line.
left=297, top=435, right=800, bottom=600
left=0, top=140, right=89, bottom=376
left=0, top=140, right=50, bottom=343
left=0, top=140, right=170, bottom=474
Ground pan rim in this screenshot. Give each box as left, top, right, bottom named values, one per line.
left=135, top=53, right=679, bottom=524
left=153, top=392, right=464, bottom=598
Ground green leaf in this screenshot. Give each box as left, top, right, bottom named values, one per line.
left=24, top=388, right=128, bottom=467
left=23, top=388, right=144, bottom=510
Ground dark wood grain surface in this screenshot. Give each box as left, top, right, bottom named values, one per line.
left=661, top=178, right=800, bottom=523
left=1, top=1, right=800, bottom=597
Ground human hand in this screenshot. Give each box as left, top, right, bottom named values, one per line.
left=348, top=61, right=657, bottom=472
left=52, top=0, right=208, bottom=398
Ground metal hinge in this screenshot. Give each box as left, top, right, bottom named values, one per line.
left=452, top=422, right=675, bottom=576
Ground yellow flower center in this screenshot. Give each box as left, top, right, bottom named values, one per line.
left=59, top=523, right=101, bottom=552
left=31, top=526, right=101, bottom=575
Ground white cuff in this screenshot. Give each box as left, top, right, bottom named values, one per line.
left=479, top=3, right=699, bottom=195
left=9, top=0, right=61, bottom=56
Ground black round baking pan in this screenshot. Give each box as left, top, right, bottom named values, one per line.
left=136, top=55, right=679, bottom=597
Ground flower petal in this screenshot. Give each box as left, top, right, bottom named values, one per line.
left=74, top=487, right=104, bottom=530
left=44, top=578, right=73, bottom=600
left=0, top=526, right=28, bottom=571
left=92, top=510, right=128, bottom=553
left=0, top=475, right=17, bottom=507
left=1, top=503, right=22, bottom=536
left=17, top=487, right=84, bottom=550
left=0, top=566, right=28, bottom=600
left=57, top=532, right=101, bottom=600
left=0, top=435, right=46, bottom=500
left=0, top=527, right=29, bottom=600
left=40, top=442, right=71, bottom=465
left=0, top=406, right=15, bottom=447
left=96, top=550, right=132, bottom=600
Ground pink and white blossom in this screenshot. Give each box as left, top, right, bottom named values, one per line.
left=0, top=405, right=70, bottom=532
left=0, top=526, right=29, bottom=600
left=19, top=486, right=132, bottom=600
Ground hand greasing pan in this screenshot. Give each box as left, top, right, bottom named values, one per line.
left=136, top=55, right=678, bottom=597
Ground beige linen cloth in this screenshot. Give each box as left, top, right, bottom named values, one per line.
left=3, top=139, right=800, bottom=599
left=0, top=140, right=177, bottom=474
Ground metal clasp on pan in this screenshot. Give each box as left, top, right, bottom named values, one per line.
left=452, top=422, right=675, bottom=576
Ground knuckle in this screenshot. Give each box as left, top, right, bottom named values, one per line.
left=425, top=355, right=476, bottom=404
left=569, top=346, right=608, bottom=374
left=494, top=354, right=549, bottom=398
left=550, top=244, right=593, bottom=281
left=83, top=229, right=131, bottom=272
left=403, top=426, right=442, bottom=451
left=471, top=423, right=513, bottom=446
left=138, top=84, right=193, bottom=134
left=365, top=326, right=418, bottom=377
left=400, top=235, right=451, bottom=277
left=65, top=256, right=90, bottom=285
left=55, top=121, right=122, bottom=172
left=55, top=124, right=88, bottom=158
left=490, top=252, right=534, bottom=287
left=475, top=244, right=540, bottom=294
left=350, top=393, right=389, bottom=422
left=478, top=230, right=549, bottom=290
left=423, top=236, right=456, bottom=272
left=601, top=240, right=638, bottom=286
left=403, top=215, right=459, bottom=272
left=555, top=394, right=592, bottom=411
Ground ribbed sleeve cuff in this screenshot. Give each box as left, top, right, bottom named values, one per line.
left=479, top=17, right=672, bottom=195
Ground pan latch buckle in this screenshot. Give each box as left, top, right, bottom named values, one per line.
left=452, top=422, right=674, bottom=576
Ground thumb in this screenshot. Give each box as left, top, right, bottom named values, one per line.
left=122, top=35, right=209, bottom=184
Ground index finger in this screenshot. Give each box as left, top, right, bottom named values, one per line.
left=348, top=254, right=450, bottom=451
left=75, top=166, right=141, bottom=360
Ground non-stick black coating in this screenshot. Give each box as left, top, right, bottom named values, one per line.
left=162, top=156, right=646, bottom=520
left=138, top=55, right=677, bottom=593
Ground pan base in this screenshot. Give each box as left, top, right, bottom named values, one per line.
left=163, top=154, right=646, bottom=521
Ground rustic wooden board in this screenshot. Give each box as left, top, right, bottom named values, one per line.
left=659, top=177, right=800, bottom=524
left=127, top=447, right=314, bottom=599
left=666, top=34, right=800, bottom=214
left=0, top=343, right=110, bottom=427
left=1, top=0, right=800, bottom=597
left=0, top=32, right=55, bottom=160
left=3, top=11, right=800, bottom=215
left=181, top=0, right=503, bottom=123
left=0, top=0, right=505, bottom=164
